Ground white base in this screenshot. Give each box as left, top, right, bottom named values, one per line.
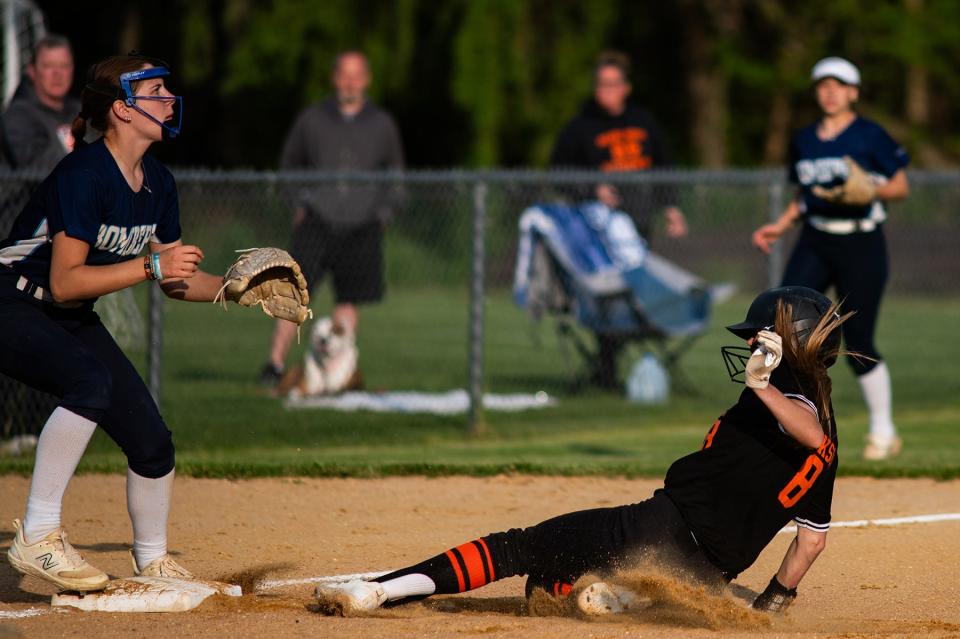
left=51, top=576, right=241, bottom=613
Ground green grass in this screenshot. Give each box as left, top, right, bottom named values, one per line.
left=2, top=289, right=959, bottom=479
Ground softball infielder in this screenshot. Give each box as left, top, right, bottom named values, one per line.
left=316, top=287, right=849, bottom=615
left=0, top=54, right=227, bottom=591
left=752, top=57, right=910, bottom=460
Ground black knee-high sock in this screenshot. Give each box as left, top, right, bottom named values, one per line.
left=375, top=529, right=529, bottom=595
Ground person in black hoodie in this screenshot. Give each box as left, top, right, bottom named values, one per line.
left=1, top=35, right=79, bottom=455
left=549, top=50, right=687, bottom=241
left=549, top=51, right=688, bottom=388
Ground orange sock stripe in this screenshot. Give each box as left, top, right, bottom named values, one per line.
left=456, top=542, right=488, bottom=590
left=475, top=537, right=495, bottom=581
left=445, top=549, right=465, bottom=592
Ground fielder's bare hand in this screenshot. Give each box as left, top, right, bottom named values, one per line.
left=159, top=244, right=204, bottom=279
left=752, top=222, right=787, bottom=254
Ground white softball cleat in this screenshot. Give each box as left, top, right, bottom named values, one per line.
left=576, top=581, right=644, bottom=616
left=315, top=579, right=388, bottom=614
left=6, top=519, right=109, bottom=592
left=132, top=552, right=195, bottom=580
left=863, top=434, right=902, bottom=461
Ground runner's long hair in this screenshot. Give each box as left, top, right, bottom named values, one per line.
left=775, top=300, right=857, bottom=431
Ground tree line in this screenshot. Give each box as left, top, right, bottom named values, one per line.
left=41, top=0, right=960, bottom=168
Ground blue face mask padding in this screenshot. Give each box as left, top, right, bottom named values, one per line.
left=118, top=67, right=183, bottom=137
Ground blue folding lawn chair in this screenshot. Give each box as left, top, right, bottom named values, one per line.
left=513, top=201, right=730, bottom=391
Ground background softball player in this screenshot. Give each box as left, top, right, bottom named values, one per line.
left=316, top=287, right=849, bottom=615
left=752, top=57, right=910, bottom=461
left=0, top=53, right=228, bottom=591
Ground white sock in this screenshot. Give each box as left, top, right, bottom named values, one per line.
left=23, top=408, right=97, bottom=544
left=127, top=467, right=174, bottom=571
left=858, top=362, right=896, bottom=440
left=380, top=573, right=437, bottom=601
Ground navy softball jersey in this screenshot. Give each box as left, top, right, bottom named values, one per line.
left=0, top=137, right=181, bottom=296
left=789, top=116, right=909, bottom=221
left=0, top=138, right=181, bottom=478
left=782, top=117, right=908, bottom=375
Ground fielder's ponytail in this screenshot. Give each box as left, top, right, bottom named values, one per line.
left=70, top=112, right=89, bottom=148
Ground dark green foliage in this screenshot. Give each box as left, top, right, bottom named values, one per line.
left=39, top=0, right=960, bottom=168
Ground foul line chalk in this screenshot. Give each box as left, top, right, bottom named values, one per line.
left=258, top=512, right=960, bottom=591
left=780, top=511, right=960, bottom=534
left=0, top=607, right=48, bottom=619
left=257, top=570, right=392, bottom=592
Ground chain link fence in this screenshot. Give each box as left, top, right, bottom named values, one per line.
left=2, top=168, right=959, bottom=439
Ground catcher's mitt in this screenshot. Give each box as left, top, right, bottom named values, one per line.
left=811, top=156, right=876, bottom=205
left=214, top=247, right=312, bottom=324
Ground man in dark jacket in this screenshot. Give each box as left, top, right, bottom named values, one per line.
left=549, top=51, right=688, bottom=388
left=3, top=35, right=78, bottom=170
left=260, top=50, right=405, bottom=388
left=1, top=35, right=77, bottom=456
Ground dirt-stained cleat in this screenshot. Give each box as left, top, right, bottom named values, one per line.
left=577, top=581, right=643, bottom=616
left=6, top=519, right=109, bottom=592
left=863, top=434, right=902, bottom=461
left=132, top=552, right=195, bottom=580
left=315, top=579, right=388, bottom=615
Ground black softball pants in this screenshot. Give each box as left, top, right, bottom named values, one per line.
left=782, top=224, right=888, bottom=376
left=0, top=271, right=174, bottom=478
left=376, top=491, right=722, bottom=603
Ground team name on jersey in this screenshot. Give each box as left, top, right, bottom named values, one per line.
left=96, top=223, right=157, bottom=256
left=794, top=157, right=847, bottom=185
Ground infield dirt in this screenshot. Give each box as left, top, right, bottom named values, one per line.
left=2, top=475, right=959, bottom=638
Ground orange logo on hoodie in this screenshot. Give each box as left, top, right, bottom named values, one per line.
left=595, top=127, right=651, bottom=171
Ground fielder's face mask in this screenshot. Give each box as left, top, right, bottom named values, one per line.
left=119, top=65, right=182, bottom=137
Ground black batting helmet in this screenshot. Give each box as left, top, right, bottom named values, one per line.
left=722, top=286, right=842, bottom=382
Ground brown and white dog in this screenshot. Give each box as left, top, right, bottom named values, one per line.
left=276, top=317, right=363, bottom=398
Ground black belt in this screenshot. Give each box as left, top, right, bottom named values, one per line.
left=14, top=275, right=83, bottom=308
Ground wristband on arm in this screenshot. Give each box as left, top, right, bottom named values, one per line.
left=151, top=252, right=163, bottom=281
left=143, top=253, right=163, bottom=281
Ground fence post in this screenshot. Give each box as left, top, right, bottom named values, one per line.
left=468, top=181, right=487, bottom=435
left=766, top=180, right=784, bottom=288
left=146, top=282, right=164, bottom=406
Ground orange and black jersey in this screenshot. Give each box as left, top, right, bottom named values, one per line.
left=662, top=364, right=838, bottom=578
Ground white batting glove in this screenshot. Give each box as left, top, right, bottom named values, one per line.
left=745, top=330, right=783, bottom=390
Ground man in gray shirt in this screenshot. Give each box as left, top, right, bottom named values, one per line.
left=261, top=50, right=405, bottom=387
left=1, top=35, right=77, bottom=456
left=3, top=35, right=78, bottom=170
